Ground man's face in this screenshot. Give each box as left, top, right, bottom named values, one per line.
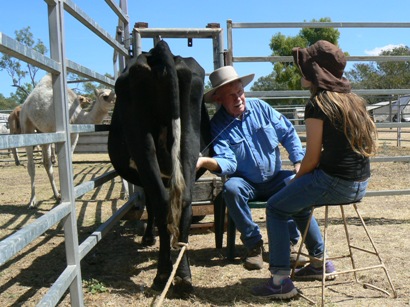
left=214, top=81, right=246, bottom=118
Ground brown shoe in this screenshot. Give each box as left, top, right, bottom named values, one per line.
left=290, top=244, right=310, bottom=268
left=244, top=240, right=264, bottom=270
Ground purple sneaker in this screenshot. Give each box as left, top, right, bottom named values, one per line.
left=294, top=261, right=336, bottom=280
left=251, top=278, right=298, bottom=299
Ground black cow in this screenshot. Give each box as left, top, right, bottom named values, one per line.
left=108, top=40, right=211, bottom=294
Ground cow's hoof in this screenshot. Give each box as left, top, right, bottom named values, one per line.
left=152, top=274, right=169, bottom=291
left=172, top=276, right=193, bottom=297
left=141, top=235, right=156, bottom=246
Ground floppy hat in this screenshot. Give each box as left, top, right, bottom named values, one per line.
left=292, top=40, right=351, bottom=93
left=204, top=66, right=254, bottom=102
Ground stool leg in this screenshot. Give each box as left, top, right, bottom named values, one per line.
left=340, top=205, right=359, bottom=282
left=353, top=204, right=397, bottom=298
left=321, top=206, right=329, bottom=307
left=226, top=213, right=236, bottom=260
left=213, top=193, right=226, bottom=249
left=291, top=208, right=315, bottom=278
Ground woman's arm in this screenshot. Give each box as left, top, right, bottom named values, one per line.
left=294, top=118, right=323, bottom=179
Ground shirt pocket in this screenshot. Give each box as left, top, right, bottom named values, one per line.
left=255, top=125, right=279, bottom=153
left=229, top=136, right=246, bottom=160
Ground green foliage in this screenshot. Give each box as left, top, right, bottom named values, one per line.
left=0, top=26, right=48, bottom=102
left=68, top=73, right=114, bottom=98
left=83, top=278, right=108, bottom=294
left=204, top=80, right=212, bottom=92
left=299, top=18, right=340, bottom=45
left=0, top=93, right=18, bottom=110
left=252, top=17, right=341, bottom=105
left=345, top=45, right=410, bottom=102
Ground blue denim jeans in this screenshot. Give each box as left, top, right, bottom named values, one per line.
left=266, top=168, right=369, bottom=275
left=222, top=170, right=300, bottom=250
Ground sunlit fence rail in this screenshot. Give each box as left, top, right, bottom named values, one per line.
left=0, top=1, right=130, bottom=305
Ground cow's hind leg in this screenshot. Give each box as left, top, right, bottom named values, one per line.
left=141, top=200, right=156, bottom=246
left=151, top=221, right=173, bottom=291
left=172, top=202, right=194, bottom=296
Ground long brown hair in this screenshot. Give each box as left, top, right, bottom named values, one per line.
left=311, top=89, right=378, bottom=157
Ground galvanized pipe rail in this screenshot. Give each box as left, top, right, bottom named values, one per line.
left=0, top=1, right=130, bottom=306
left=226, top=20, right=410, bottom=100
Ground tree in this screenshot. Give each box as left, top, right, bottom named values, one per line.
left=0, top=26, right=48, bottom=103
left=346, top=46, right=410, bottom=89
left=251, top=18, right=341, bottom=105
left=0, top=93, right=18, bottom=110
left=67, top=73, right=115, bottom=100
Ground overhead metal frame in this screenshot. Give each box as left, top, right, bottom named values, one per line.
left=226, top=20, right=410, bottom=99
left=132, top=24, right=225, bottom=70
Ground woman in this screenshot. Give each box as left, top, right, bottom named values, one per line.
left=252, top=40, right=378, bottom=299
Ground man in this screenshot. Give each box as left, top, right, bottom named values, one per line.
left=197, top=66, right=306, bottom=270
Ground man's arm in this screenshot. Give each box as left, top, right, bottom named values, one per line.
left=196, top=156, right=222, bottom=173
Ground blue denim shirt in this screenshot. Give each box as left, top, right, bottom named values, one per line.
left=210, top=98, right=305, bottom=184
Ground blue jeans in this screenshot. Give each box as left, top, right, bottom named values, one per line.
left=266, top=169, right=368, bottom=275
left=222, top=170, right=300, bottom=250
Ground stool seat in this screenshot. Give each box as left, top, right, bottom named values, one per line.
left=291, top=201, right=397, bottom=306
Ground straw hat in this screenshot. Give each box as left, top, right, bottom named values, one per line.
left=204, top=66, right=254, bottom=102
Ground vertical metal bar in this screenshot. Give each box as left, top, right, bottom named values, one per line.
left=397, top=96, right=402, bottom=147
left=133, top=28, right=142, bottom=56
left=226, top=19, right=233, bottom=66
left=117, top=0, right=129, bottom=73
left=114, top=0, right=129, bottom=78
left=215, top=29, right=224, bottom=69
left=47, top=0, right=83, bottom=305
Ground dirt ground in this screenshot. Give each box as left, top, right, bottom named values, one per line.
left=1, top=131, right=410, bottom=306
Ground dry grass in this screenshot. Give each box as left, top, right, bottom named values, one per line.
left=0, top=129, right=410, bottom=306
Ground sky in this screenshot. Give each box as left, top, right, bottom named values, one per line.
left=1, top=0, right=410, bottom=98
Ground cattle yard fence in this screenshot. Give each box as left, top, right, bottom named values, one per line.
left=0, top=1, right=225, bottom=306
left=1, top=5, right=410, bottom=306
left=0, top=1, right=131, bottom=306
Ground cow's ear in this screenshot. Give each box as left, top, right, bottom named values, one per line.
left=94, top=88, right=99, bottom=97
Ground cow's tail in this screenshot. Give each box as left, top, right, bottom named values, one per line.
left=167, top=117, right=185, bottom=248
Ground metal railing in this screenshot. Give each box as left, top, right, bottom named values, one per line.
left=2, top=13, right=410, bottom=306
left=0, top=1, right=130, bottom=306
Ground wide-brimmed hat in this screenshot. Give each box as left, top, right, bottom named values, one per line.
left=292, top=40, right=351, bottom=93
left=204, top=66, right=254, bottom=102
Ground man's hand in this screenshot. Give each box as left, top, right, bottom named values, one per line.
left=196, top=156, right=221, bottom=173
left=293, top=162, right=301, bottom=174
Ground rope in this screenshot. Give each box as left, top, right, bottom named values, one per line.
left=153, top=242, right=189, bottom=307
left=200, top=115, right=239, bottom=156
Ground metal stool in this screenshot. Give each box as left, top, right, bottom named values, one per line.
left=291, top=201, right=397, bottom=306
